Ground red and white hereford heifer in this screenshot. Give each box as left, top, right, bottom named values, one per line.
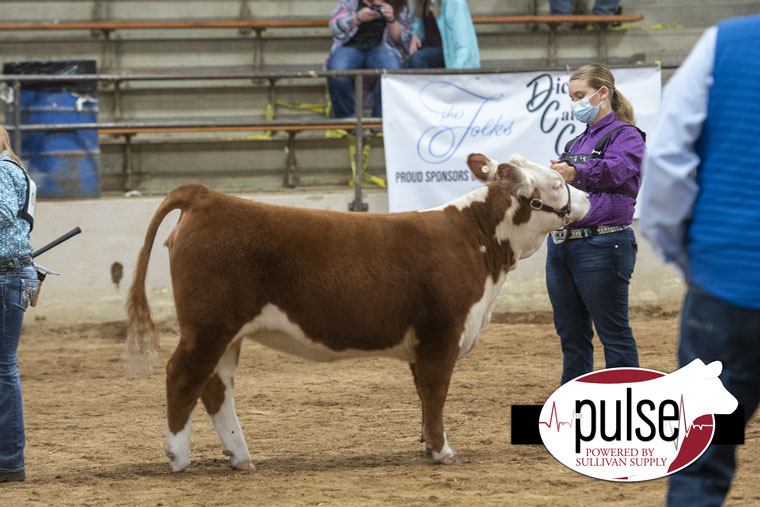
left=125, top=153, right=589, bottom=472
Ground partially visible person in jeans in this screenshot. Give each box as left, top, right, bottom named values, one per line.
left=406, top=0, right=480, bottom=69
left=550, top=0, right=620, bottom=15
left=546, top=63, right=645, bottom=385
left=327, top=0, right=411, bottom=119
left=0, top=126, right=39, bottom=483
left=639, top=14, right=760, bottom=506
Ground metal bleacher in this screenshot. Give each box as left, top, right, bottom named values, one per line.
left=1, top=0, right=755, bottom=198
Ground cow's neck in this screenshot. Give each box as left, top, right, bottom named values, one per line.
left=449, top=185, right=521, bottom=280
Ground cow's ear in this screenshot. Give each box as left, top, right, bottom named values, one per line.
left=496, top=163, right=528, bottom=192
left=467, top=153, right=497, bottom=181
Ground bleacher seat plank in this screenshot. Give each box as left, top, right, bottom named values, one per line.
left=0, top=15, right=642, bottom=32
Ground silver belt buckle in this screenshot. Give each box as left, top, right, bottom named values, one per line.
left=551, top=229, right=567, bottom=244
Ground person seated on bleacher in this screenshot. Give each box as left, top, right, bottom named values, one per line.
left=327, top=0, right=412, bottom=119
left=550, top=0, right=621, bottom=16
left=405, top=0, right=480, bottom=69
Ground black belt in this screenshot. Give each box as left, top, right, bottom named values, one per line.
left=551, top=225, right=628, bottom=244
left=0, top=256, right=34, bottom=274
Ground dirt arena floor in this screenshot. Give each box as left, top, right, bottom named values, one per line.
left=4, top=306, right=759, bottom=506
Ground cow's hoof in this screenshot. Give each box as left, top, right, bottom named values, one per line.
left=432, top=454, right=462, bottom=465
left=231, top=460, right=255, bottom=471
left=431, top=444, right=461, bottom=465
left=224, top=450, right=255, bottom=471
left=230, top=457, right=256, bottom=472
left=166, top=452, right=191, bottom=472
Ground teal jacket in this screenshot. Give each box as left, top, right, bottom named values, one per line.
left=410, top=0, right=480, bottom=69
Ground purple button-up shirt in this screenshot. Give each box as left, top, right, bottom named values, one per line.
left=567, top=112, right=645, bottom=228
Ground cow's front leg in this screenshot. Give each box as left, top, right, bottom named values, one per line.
left=413, top=342, right=461, bottom=465
left=409, top=363, right=430, bottom=454
left=201, top=341, right=254, bottom=471
left=165, top=337, right=222, bottom=472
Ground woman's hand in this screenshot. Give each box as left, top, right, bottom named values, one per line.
left=550, top=159, right=576, bottom=182
left=409, top=35, right=422, bottom=55
left=379, top=2, right=395, bottom=22
left=356, top=6, right=382, bottom=23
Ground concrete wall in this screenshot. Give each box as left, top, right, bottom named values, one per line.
left=28, top=189, right=683, bottom=326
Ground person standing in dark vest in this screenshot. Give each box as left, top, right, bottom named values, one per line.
left=640, top=14, right=760, bottom=506
left=546, top=63, right=645, bottom=385
left=0, top=126, right=39, bottom=483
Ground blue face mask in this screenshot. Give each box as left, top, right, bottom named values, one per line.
left=571, top=88, right=602, bottom=124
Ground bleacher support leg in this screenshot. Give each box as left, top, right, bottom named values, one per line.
left=350, top=75, right=368, bottom=212
left=268, top=78, right=278, bottom=118
left=113, top=80, right=123, bottom=120
left=284, top=131, right=300, bottom=188
left=547, top=24, right=558, bottom=66
left=122, top=133, right=134, bottom=191
left=253, top=28, right=264, bottom=69
left=597, top=24, right=609, bottom=64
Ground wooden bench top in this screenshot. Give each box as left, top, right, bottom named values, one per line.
left=4, top=117, right=383, bottom=135
left=103, top=124, right=382, bottom=135
left=0, top=15, right=643, bottom=31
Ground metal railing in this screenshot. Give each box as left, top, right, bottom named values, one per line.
left=1, top=64, right=668, bottom=209
left=0, top=67, right=515, bottom=209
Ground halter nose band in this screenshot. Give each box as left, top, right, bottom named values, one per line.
left=516, top=181, right=572, bottom=225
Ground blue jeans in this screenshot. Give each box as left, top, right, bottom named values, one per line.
left=550, top=0, right=620, bottom=15
left=326, top=45, right=401, bottom=118
left=405, top=46, right=445, bottom=69
left=546, top=228, right=639, bottom=385
left=0, top=265, right=38, bottom=473
left=667, top=285, right=760, bottom=507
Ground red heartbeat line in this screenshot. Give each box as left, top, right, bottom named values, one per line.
left=538, top=401, right=576, bottom=432
left=672, top=394, right=713, bottom=451
left=539, top=395, right=715, bottom=443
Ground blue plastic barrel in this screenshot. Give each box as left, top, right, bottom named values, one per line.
left=5, top=60, right=100, bottom=198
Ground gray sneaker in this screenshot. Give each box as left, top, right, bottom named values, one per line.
left=0, top=470, right=26, bottom=483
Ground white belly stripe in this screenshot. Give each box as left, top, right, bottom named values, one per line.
left=236, top=304, right=417, bottom=362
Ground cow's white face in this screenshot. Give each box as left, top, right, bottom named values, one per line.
left=466, top=152, right=591, bottom=258
left=507, top=153, right=590, bottom=225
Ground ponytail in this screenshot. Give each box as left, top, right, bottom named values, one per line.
left=611, top=88, right=635, bottom=125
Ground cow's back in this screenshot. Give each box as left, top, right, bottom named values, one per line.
left=166, top=191, right=493, bottom=360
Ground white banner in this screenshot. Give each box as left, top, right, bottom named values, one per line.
left=382, top=67, right=661, bottom=212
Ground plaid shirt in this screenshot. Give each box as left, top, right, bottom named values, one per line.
left=0, top=150, right=33, bottom=259
left=329, top=0, right=412, bottom=62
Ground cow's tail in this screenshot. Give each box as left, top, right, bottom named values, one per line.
left=123, top=184, right=205, bottom=378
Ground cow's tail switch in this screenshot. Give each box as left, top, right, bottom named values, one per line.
left=124, top=184, right=203, bottom=378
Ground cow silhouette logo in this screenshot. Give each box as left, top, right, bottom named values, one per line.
left=539, top=359, right=738, bottom=481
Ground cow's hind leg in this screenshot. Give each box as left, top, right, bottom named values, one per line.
left=165, top=330, right=229, bottom=472
left=201, top=340, right=254, bottom=471
left=409, top=363, right=430, bottom=454
left=414, top=340, right=461, bottom=465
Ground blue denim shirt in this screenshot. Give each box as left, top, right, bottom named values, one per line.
left=0, top=150, right=33, bottom=259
